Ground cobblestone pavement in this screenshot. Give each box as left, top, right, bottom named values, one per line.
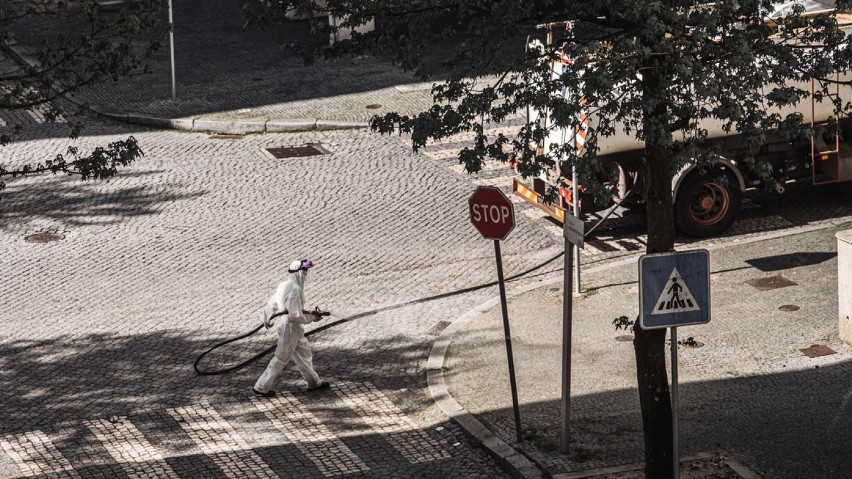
left=4, top=3, right=852, bottom=476
left=0, top=112, right=572, bottom=478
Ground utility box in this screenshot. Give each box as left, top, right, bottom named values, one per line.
left=838, top=229, right=852, bottom=345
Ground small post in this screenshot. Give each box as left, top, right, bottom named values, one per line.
left=671, top=326, right=680, bottom=479
left=560, top=234, right=574, bottom=454
left=572, top=166, right=581, bottom=294
left=494, top=240, right=523, bottom=442
left=168, top=0, right=176, bottom=99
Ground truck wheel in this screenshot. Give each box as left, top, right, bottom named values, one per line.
left=675, top=170, right=741, bottom=238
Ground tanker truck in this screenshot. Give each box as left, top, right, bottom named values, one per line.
left=512, top=11, right=852, bottom=238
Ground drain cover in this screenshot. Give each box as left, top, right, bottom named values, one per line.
left=266, top=145, right=327, bottom=159
left=779, top=304, right=800, bottom=312
left=25, top=232, right=64, bottom=243
left=678, top=337, right=704, bottom=348
left=801, top=344, right=836, bottom=358
left=427, top=321, right=452, bottom=336
left=615, top=335, right=633, bottom=342
left=366, top=104, right=382, bottom=109
left=745, top=275, right=798, bottom=291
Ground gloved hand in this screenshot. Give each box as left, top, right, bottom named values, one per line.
left=312, top=306, right=331, bottom=319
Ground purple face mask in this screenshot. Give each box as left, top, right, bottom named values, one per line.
left=301, top=259, right=314, bottom=270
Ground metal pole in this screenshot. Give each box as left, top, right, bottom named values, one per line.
left=572, top=166, right=581, bottom=294
left=671, top=326, right=680, bottom=479
left=560, top=236, right=574, bottom=454
left=494, top=240, right=523, bottom=442
left=168, top=0, right=176, bottom=100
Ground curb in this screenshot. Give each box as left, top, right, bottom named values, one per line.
left=112, top=114, right=370, bottom=134
left=427, top=287, right=549, bottom=479
left=2, top=44, right=371, bottom=134
left=427, top=217, right=852, bottom=479
left=552, top=451, right=763, bottom=479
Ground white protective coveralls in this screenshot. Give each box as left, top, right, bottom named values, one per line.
left=254, top=262, right=323, bottom=393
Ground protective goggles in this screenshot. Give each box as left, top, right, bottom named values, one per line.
left=289, top=259, right=315, bottom=272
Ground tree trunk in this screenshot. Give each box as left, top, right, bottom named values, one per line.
left=633, top=144, right=676, bottom=478
left=636, top=40, right=677, bottom=477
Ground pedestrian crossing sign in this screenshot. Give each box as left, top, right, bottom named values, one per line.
left=639, top=250, right=710, bottom=329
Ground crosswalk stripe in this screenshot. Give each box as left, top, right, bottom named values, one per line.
left=252, top=394, right=370, bottom=477
left=167, top=402, right=278, bottom=478
left=0, top=430, right=80, bottom=477
left=85, top=417, right=180, bottom=479
left=333, top=382, right=450, bottom=464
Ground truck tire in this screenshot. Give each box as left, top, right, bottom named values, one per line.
left=675, top=169, right=741, bottom=238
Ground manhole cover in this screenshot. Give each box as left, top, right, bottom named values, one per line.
left=745, top=275, right=798, bottom=291
left=427, top=321, right=452, bottom=336
left=25, top=232, right=64, bottom=243
left=779, top=304, right=800, bottom=312
left=615, top=335, right=633, bottom=342
left=266, top=145, right=328, bottom=159
left=678, top=337, right=704, bottom=348
left=366, top=104, right=382, bottom=109
left=801, top=344, right=836, bottom=358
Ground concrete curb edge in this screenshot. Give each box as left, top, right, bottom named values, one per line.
left=2, top=44, right=371, bottom=134
left=427, top=290, right=548, bottom=479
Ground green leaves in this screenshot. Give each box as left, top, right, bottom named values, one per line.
left=248, top=0, right=851, bottom=209
left=0, top=137, right=143, bottom=183
left=0, top=0, right=162, bottom=192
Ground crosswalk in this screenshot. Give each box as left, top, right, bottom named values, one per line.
left=86, top=417, right=182, bottom=479
left=0, top=382, right=451, bottom=478
left=0, top=430, right=81, bottom=478
left=167, top=403, right=280, bottom=479
left=252, top=394, right=369, bottom=476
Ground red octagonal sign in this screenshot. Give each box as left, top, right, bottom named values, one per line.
left=469, top=186, right=515, bottom=241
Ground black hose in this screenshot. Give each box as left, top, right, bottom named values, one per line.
left=193, top=192, right=634, bottom=376
left=193, top=313, right=281, bottom=376
left=192, top=250, right=564, bottom=375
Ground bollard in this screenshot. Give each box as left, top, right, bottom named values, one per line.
left=838, top=230, right=852, bottom=345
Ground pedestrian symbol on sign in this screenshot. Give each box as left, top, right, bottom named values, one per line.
left=652, top=267, right=700, bottom=314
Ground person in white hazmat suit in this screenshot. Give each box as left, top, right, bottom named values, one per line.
left=253, top=259, right=330, bottom=397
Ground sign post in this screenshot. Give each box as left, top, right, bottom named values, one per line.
left=168, top=0, right=176, bottom=100
left=639, top=249, right=710, bottom=479
left=468, top=186, right=521, bottom=441
left=560, top=213, right=584, bottom=454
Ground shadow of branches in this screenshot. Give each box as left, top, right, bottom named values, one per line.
left=0, top=169, right=205, bottom=230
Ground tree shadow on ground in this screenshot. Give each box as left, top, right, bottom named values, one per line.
left=0, top=169, right=205, bottom=230
left=0, top=332, right=495, bottom=478
left=745, top=251, right=836, bottom=272
left=8, top=0, right=527, bottom=123
left=0, top=330, right=430, bottom=434
left=460, top=358, right=852, bottom=479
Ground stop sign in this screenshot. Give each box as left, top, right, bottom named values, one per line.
left=469, top=186, right=515, bottom=240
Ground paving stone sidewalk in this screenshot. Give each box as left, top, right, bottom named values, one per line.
left=443, top=221, right=852, bottom=479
